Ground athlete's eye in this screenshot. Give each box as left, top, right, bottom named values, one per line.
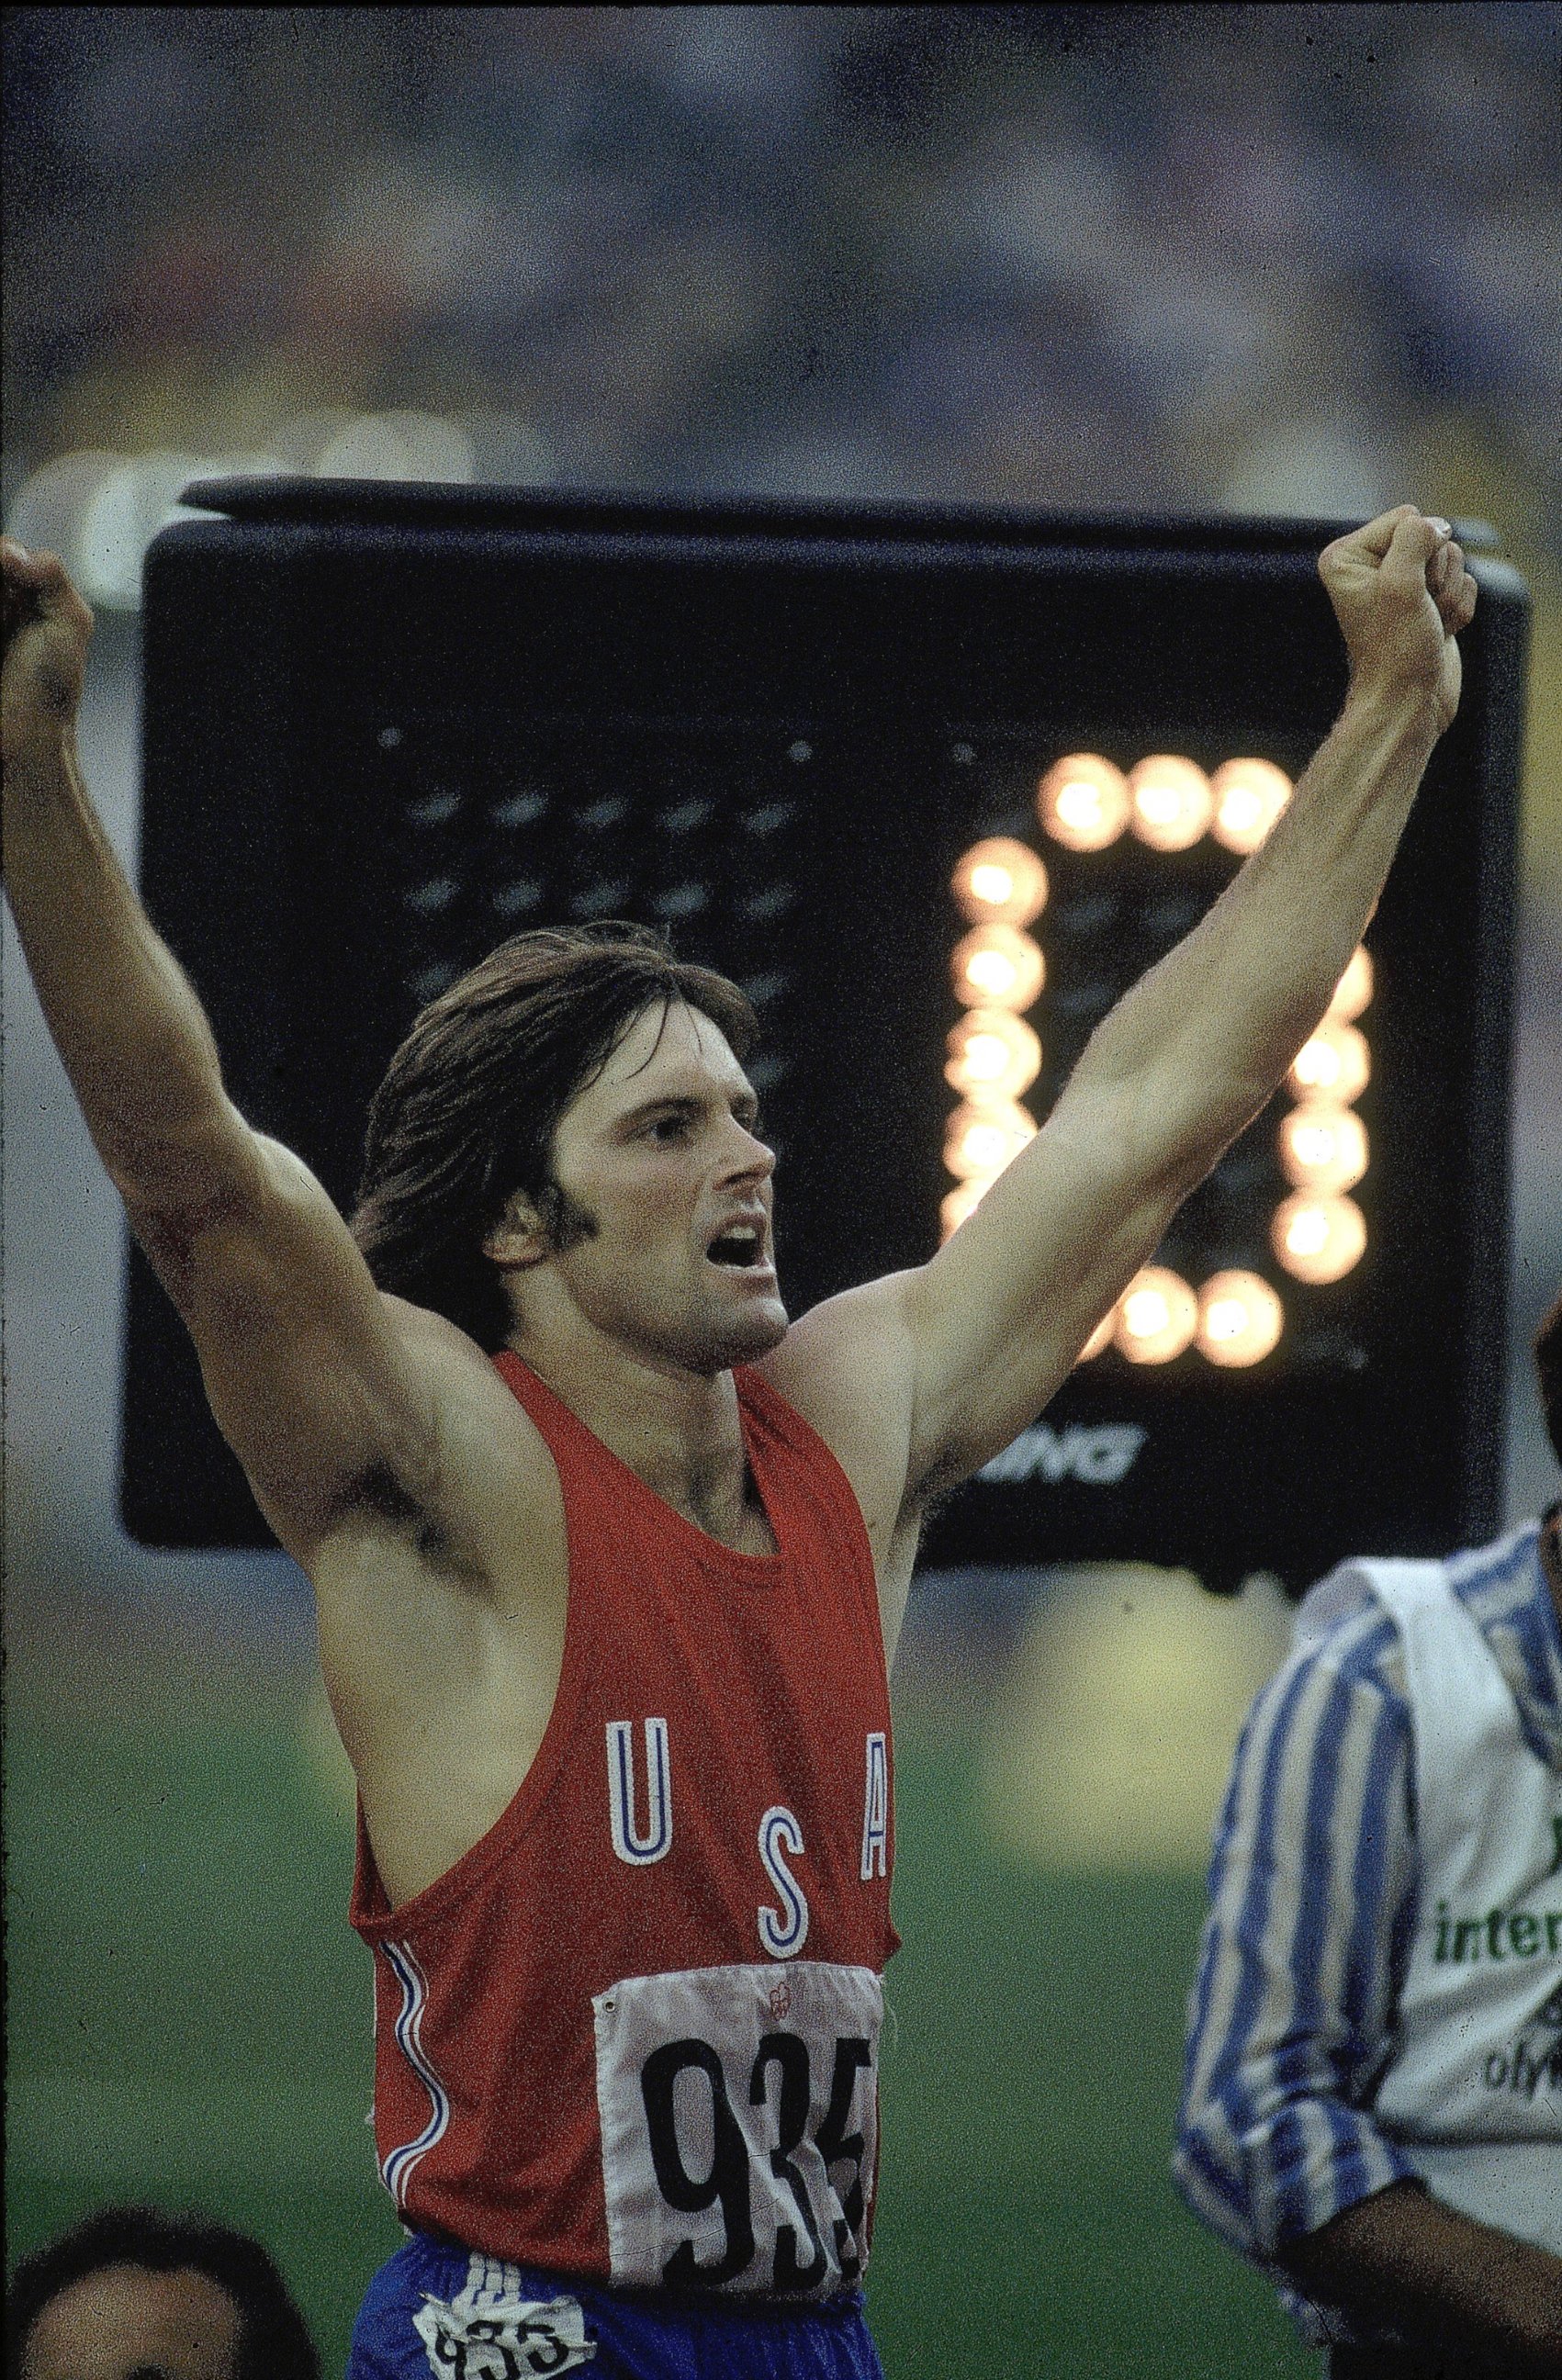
left=648, top=1113, right=692, bottom=1142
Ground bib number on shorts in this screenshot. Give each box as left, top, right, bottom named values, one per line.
left=592, top=1961, right=882, bottom=2295
left=413, top=2285, right=595, bottom=2377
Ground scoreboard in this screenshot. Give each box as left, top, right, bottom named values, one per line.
left=125, top=481, right=1527, bottom=1588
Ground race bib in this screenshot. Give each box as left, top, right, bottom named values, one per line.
left=413, top=2283, right=595, bottom=2377
left=592, top=1960, right=882, bottom=2295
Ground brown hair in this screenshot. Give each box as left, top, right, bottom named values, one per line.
left=1537, top=1287, right=1562, bottom=1470
left=350, top=923, right=758, bottom=1350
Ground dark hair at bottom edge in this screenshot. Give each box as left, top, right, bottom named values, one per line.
left=6, top=2206, right=320, bottom=2380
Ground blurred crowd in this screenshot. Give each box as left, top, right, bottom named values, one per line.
left=4, top=5, right=1557, bottom=533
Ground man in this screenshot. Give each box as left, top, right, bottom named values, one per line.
left=2, top=505, right=1477, bottom=2379
left=1174, top=1293, right=1562, bottom=2380
left=6, top=2205, right=319, bottom=2380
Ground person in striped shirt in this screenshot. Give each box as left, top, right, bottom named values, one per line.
left=1174, top=1292, right=1562, bottom=2380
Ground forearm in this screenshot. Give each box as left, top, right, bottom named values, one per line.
left=4, top=719, right=233, bottom=1203
left=1280, top=2180, right=1562, bottom=2376
left=1068, top=685, right=1439, bottom=1187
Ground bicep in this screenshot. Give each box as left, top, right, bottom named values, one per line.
left=128, top=1116, right=436, bottom=1538
left=760, top=1279, right=921, bottom=1545
left=902, top=920, right=1311, bottom=1490
left=900, top=1076, right=1183, bottom=1490
left=780, top=1068, right=1197, bottom=1505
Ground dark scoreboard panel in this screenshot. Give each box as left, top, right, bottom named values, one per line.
left=126, top=482, right=1526, bottom=1588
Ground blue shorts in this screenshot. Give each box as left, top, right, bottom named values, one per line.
left=348, top=2232, right=887, bottom=2380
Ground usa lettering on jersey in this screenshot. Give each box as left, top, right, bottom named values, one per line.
left=758, top=1806, right=809, bottom=1957
left=860, top=1734, right=888, bottom=1881
left=606, top=1718, right=672, bottom=1866
left=605, top=1726, right=890, bottom=1944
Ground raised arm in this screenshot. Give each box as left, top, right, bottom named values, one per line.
left=891, top=505, right=1477, bottom=1495
left=1, top=538, right=435, bottom=1553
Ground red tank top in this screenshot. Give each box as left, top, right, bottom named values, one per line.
left=350, top=1353, right=898, bottom=2295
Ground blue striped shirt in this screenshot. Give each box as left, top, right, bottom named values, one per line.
left=1173, top=1514, right=1562, bottom=2346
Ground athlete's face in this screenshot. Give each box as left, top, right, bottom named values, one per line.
left=537, top=1000, right=786, bottom=1375
left=21, top=2264, right=242, bottom=2380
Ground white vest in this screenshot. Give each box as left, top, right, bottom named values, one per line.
left=1298, top=1547, right=1562, bottom=2251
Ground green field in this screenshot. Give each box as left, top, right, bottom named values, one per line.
left=5, top=1646, right=1311, bottom=2378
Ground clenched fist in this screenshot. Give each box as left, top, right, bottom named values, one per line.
left=3, top=539, right=95, bottom=770
left=1319, top=505, right=1477, bottom=736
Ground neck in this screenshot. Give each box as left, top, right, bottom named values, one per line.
left=505, top=1321, right=755, bottom=1543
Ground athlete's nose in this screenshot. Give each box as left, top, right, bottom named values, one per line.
left=723, top=1115, right=775, bottom=1182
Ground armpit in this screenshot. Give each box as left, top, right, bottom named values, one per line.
left=340, top=1458, right=474, bottom=1579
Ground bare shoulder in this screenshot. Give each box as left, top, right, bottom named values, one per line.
left=382, top=1297, right=554, bottom=1486
left=304, top=1296, right=561, bottom=1589
left=755, top=1273, right=921, bottom=1545
left=381, top=1291, right=517, bottom=1395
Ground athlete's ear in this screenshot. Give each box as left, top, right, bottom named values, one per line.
left=484, top=1188, right=550, bottom=1269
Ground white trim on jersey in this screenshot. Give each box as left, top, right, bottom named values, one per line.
left=381, top=1938, right=452, bottom=2210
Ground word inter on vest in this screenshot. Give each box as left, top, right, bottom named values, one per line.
left=1433, top=1899, right=1562, bottom=1964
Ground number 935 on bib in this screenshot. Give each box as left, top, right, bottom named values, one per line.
left=592, top=1962, right=882, bottom=2296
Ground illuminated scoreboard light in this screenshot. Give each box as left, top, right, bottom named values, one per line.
left=940, top=741, right=1377, bottom=1380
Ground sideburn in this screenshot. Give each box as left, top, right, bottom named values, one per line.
left=536, top=1178, right=600, bottom=1252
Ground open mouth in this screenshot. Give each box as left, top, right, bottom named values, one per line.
left=706, top=1225, right=765, bottom=1270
